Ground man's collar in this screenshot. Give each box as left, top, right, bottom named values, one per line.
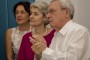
left=59, top=20, right=74, bottom=36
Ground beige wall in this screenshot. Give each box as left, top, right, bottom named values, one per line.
left=35, top=0, right=51, bottom=4
left=35, top=0, right=90, bottom=31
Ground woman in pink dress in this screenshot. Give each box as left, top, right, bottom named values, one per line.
left=18, top=2, right=55, bottom=60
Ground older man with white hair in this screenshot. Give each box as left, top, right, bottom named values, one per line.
left=30, top=0, right=90, bottom=60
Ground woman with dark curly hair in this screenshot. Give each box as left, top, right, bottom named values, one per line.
left=6, top=1, right=32, bottom=60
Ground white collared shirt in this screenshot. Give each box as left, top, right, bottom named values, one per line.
left=42, top=20, right=90, bottom=60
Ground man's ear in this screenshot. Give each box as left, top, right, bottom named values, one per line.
left=65, top=8, right=70, bottom=18
left=63, top=8, right=70, bottom=18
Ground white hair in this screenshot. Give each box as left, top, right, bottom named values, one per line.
left=51, top=0, right=74, bottom=19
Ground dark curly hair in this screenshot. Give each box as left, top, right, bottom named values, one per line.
left=13, top=1, right=31, bottom=17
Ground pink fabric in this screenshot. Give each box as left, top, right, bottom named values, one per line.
left=18, top=29, right=56, bottom=60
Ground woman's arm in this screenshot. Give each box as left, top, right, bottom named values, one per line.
left=6, top=29, right=13, bottom=60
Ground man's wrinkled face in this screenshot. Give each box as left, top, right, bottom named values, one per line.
left=47, top=0, right=68, bottom=30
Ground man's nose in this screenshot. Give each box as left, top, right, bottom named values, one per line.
left=46, top=13, right=51, bottom=19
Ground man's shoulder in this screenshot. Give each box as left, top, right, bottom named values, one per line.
left=69, top=22, right=89, bottom=33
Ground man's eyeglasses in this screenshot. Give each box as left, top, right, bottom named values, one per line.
left=47, top=9, right=61, bottom=14
left=47, top=8, right=65, bottom=15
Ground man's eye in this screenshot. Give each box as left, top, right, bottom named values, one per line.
left=50, top=10, right=55, bottom=13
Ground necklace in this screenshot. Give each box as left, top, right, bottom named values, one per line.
left=33, top=27, right=48, bottom=36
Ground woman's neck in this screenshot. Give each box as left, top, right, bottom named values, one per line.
left=34, top=26, right=47, bottom=36
left=18, top=23, right=30, bottom=31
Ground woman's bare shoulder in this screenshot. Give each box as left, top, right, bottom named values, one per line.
left=6, top=28, right=12, bottom=32
left=6, top=28, right=12, bottom=36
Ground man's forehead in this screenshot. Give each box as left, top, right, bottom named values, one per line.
left=48, top=5, right=54, bottom=10
left=48, top=1, right=60, bottom=10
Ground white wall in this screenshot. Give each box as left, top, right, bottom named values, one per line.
left=35, top=0, right=90, bottom=31
left=74, top=0, right=90, bottom=31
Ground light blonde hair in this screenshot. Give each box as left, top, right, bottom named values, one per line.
left=30, top=2, right=49, bottom=26
left=30, top=2, right=48, bottom=16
